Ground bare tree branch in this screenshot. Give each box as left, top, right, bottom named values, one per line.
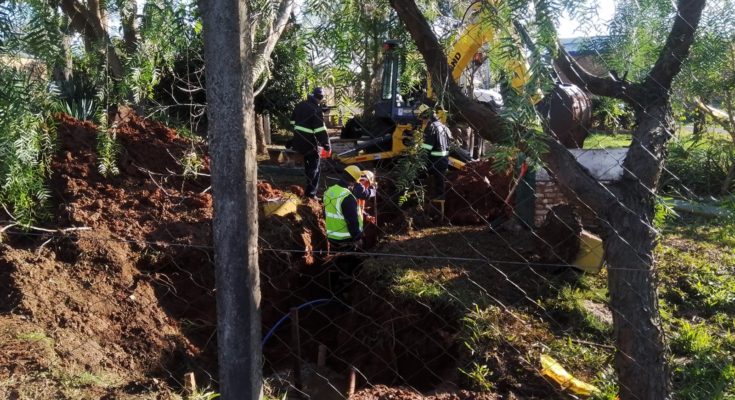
left=252, top=0, right=294, bottom=81
left=554, top=43, right=642, bottom=103
left=645, top=0, right=706, bottom=95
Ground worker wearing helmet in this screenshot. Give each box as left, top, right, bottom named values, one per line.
left=356, top=170, right=377, bottom=225
left=323, top=165, right=365, bottom=246
left=417, top=104, right=450, bottom=199
left=291, top=87, right=331, bottom=198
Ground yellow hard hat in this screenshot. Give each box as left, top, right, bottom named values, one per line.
left=361, top=170, right=374, bottom=182
left=416, top=104, right=433, bottom=118
left=344, top=165, right=362, bottom=182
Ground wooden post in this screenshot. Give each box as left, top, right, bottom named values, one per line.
left=264, top=111, right=272, bottom=145
left=184, top=372, right=197, bottom=395
left=290, top=307, right=303, bottom=395
left=347, top=366, right=357, bottom=397
left=317, top=344, right=327, bottom=368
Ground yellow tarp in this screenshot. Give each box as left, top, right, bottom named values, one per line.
left=572, top=230, right=605, bottom=274
left=540, top=354, right=599, bottom=396
left=262, top=193, right=301, bottom=219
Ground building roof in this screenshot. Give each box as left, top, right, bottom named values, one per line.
left=559, top=36, right=610, bottom=56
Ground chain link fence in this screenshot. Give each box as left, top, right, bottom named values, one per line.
left=1, top=0, right=735, bottom=399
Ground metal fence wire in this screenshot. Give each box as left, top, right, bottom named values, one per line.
left=1, top=0, right=735, bottom=399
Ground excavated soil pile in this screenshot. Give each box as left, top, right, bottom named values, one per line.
left=445, top=160, right=514, bottom=225
left=52, top=110, right=213, bottom=244
left=257, top=180, right=328, bottom=329
left=0, top=111, right=217, bottom=397
left=1, top=111, right=325, bottom=398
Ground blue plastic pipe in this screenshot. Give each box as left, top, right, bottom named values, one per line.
left=261, top=298, right=331, bottom=346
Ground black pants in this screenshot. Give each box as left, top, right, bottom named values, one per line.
left=328, top=240, right=362, bottom=295
left=303, top=152, right=320, bottom=197
left=427, top=156, right=449, bottom=199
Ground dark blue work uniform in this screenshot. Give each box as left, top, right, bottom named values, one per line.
left=291, top=95, right=330, bottom=197
left=421, top=118, right=450, bottom=199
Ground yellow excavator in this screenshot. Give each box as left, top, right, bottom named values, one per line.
left=335, top=3, right=591, bottom=168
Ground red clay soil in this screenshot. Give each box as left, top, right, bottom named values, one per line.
left=52, top=110, right=213, bottom=245
left=351, top=385, right=500, bottom=400
left=1, top=110, right=325, bottom=398
left=445, top=160, right=515, bottom=225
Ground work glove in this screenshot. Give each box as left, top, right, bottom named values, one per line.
left=319, top=147, right=332, bottom=159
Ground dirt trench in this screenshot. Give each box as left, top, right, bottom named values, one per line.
left=1, top=111, right=567, bottom=399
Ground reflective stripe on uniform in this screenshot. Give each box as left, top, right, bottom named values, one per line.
left=294, top=124, right=327, bottom=134
left=431, top=151, right=449, bottom=156
left=421, top=143, right=433, bottom=150
left=325, top=211, right=342, bottom=219
left=327, top=231, right=352, bottom=238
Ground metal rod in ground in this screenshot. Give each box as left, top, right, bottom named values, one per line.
left=183, top=372, right=197, bottom=395
left=317, top=344, right=327, bottom=367
left=347, top=365, right=357, bottom=397
left=290, top=307, right=303, bottom=395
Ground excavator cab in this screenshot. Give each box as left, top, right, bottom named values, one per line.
left=374, top=40, right=421, bottom=125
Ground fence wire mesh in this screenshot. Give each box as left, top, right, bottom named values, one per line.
left=1, top=0, right=735, bottom=399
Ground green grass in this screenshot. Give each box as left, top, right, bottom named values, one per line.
left=16, top=330, right=53, bottom=344
left=583, top=132, right=632, bottom=149
left=359, top=218, right=735, bottom=398
left=393, top=269, right=444, bottom=300
left=657, top=216, right=735, bottom=399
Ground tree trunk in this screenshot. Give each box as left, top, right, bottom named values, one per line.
left=202, top=0, right=262, bottom=398
left=119, top=0, right=138, bottom=54
left=692, top=107, right=706, bottom=140
left=604, top=192, right=670, bottom=399
left=53, top=28, right=74, bottom=82
left=264, top=111, right=272, bottom=145
left=255, top=113, right=268, bottom=156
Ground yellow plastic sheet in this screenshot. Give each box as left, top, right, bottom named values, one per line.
left=540, top=354, right=599, bottom=396
left=262, top=193, right=301, bottom=219
left=572, top=230, right=605, bottom=274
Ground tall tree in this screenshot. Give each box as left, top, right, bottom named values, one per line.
left=59, top=0, right=125, bottom=79
left=201, top=0, right=262, bottom=398
left=390, top=0, right=706, bottom=398
left=247, top=0, right=295, bottom=154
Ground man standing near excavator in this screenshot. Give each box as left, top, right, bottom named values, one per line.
left=417, top=104, right=450, bottom=199
left=291, top=87, right=331, bottom=198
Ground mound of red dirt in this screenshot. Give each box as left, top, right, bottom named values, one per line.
left=351, top=385, right=500, bottom=400
left=2, top=110, right=325, bottom=397
left=52, top=110, right=213, bottom=246
left=445, top=160, right=515, bottom=225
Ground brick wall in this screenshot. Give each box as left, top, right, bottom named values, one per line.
left=532, top=148, right=628, bottom=230
left=533, top=180, right=602, bottom=229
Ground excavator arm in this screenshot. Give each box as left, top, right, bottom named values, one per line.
left=427, top=2, right=532, bottom=100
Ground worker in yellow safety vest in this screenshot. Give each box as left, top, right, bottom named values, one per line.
left=324, top=165, right=366, bottom=248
